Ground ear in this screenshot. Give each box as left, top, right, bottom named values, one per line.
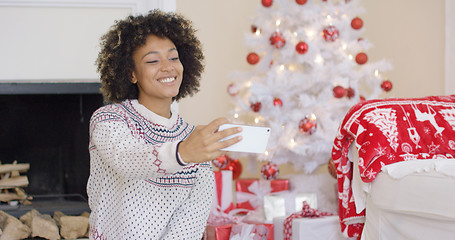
left=131, top=71, right=138, bottom=84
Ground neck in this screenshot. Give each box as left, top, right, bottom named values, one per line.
left=137, top=98, right=172, bottom=119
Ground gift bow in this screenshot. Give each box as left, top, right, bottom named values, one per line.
left=230, top=224, right=256, bottom=240
left=236, top=180, right=274, bottom=209
left=207, top=205, right=251, bottom=226
left=283, top=201, right=334, bottom=240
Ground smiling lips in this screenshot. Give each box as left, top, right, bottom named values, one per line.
left=158, top=77, right=176, bottom=83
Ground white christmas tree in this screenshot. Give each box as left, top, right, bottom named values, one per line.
left=226, top=0, right=393, bottom=174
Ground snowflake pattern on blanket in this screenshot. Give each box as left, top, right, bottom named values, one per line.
left=331, top=95, right=455, bottom=238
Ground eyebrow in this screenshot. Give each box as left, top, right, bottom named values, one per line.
left=142, top=48, right=178, bottom=59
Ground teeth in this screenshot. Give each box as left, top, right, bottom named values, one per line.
left=159, top=77, right=175, bottom=83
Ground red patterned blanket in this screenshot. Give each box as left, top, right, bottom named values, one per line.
left=331, top=95, right=455, bottom=238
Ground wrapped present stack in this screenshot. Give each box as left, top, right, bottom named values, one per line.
left=206, top=159, right=350, bottom=240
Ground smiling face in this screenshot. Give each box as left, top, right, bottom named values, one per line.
left=131, top=35, right=184, bottom=111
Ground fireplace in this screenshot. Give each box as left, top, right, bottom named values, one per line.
left=0, top=82, right=104, bottom=217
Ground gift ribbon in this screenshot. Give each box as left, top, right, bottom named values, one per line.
left=207, top=205, right=251, bottom=226
left=230, top=224, right=256, bottom=240
left=283, top=201, right=334, bottom=240
left=236, top=180, right=275, bottom=209
left=215, top=171, right=236, bottom=213
left=215, top=171, right=223, bottom=207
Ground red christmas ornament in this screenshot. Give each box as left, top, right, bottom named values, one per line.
left=296, top=0, right=307, bottom=5
left=247, top=52, right=260, bottom=65
left=295, top=41, right=309, bottom=54
left=381, top=80, right=393, bottom=92
left=355, top=52, right=368, bottom=65
left=299, top=115, right=317, bottom=135
left=260, top=162, right=279, bottom=180
left=333, top=85, right=346, bottom=98
left=262, top=0, right=273, bottom=8
left=269, top=31, right=286, bottom=49
left=250, top=102, right=262, bottom=112
left=351, top=17, right=363, bottom=30
left=227, top=83, right=239, bottom=96
left=346, top=87, right=355, bottom=99
left=273, top=97, right=283, bottom=107
left=213, top=155, right=229, bottom=169
left=322, top=25, right=339, bottom=42
left=251, top=25, right=258, bottom=33
left=221, top=158, right=242, bottom=180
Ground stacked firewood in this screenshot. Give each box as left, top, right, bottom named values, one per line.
left=0, top=161, right=32, bottom=204
left=0, top=161, right=91, bottom=239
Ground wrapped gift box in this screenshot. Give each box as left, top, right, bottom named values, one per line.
left=213, top=170, right=235, bottom=213
left=229, top=223, right=269, bottom=240
left=204, top=222, right=274, bottom=240
left=263, top=193, right=317, bottom=222
left=204, top=224, right=232, bottom=240
left=273, top=215, right=349, bottom=240
left=236, top=179, right=289, bottom=211
left=242, top=222, right=274, bottom=240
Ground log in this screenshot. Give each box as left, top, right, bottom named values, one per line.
left=0, top=176, right=29, bottom=189
left=15, top=187, right=28, bottom=198
left=54, top=211, right=89, bottom=239
left=0, top=187, right=29, bottom=202
left=0, top=192, right=27, bottom=202
left=0, top=210, right=31, bottom=240
left=0, top=163, right=30, bottom=174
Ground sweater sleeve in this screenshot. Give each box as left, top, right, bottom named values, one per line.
left=90, top=119, right=187, bottom=180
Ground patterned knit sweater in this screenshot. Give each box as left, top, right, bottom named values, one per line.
left=87, top=99, right=214, bottom=240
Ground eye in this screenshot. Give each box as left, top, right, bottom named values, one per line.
left=146, top=60, right=159, bottom=64
left=170, top=57, right=179, bottom=61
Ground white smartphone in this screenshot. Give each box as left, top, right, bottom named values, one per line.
left=218, top=124, right=271, bottom=153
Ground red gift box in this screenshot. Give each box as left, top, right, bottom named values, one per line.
left=213, top=170, right=235, bottom=213
left=204, top=224, right=232, bottom=240
left=236, top=179, right=289, bottom=211
left=204, top=223, right=274, bottom=240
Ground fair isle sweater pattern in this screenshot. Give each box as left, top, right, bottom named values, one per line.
left=89, top=99, right=201, bottom=188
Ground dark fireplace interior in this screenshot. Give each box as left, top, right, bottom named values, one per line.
left=0, top=82, right=104, bottom=217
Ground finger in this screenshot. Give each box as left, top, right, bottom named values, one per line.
left=213, top=126, right=243, bottom=142
left=217, top=134, right=243, bottom=149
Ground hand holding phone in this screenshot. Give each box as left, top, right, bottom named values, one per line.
left=218, top=124, right=271, bottom=153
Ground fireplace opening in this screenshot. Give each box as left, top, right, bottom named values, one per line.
left=0, top=82, right=104, bottom=217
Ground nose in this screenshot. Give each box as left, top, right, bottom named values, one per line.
left=160, top=60, right=173, bottom=72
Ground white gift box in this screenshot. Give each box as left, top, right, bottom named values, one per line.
left=274, top=215, right=350, bottom=240
left=263, top=192, right=317, bottom=222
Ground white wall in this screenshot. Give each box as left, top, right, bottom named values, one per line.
left=0, top=0, right=175, bottom=82
left=446, top=0, right=455, bottom=94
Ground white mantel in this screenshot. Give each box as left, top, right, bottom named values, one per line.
left=0, top=0, right=175, bottom=83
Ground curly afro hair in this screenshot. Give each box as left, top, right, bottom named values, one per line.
left=96, top=9, right=205, bottom=103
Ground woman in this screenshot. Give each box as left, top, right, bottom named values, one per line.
left=87, top=10, right=241, bottom=239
